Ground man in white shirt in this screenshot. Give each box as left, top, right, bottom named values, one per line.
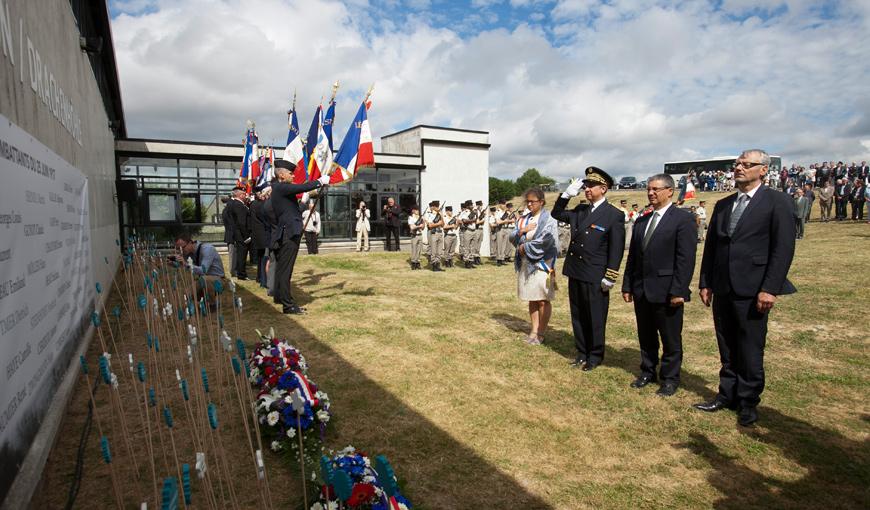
left=408, top=206, right=425, bottom=270
left=696, top=200, right=708, bottom=241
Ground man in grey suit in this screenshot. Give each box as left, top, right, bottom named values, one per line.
left=793, top=189, right=811, bottom=239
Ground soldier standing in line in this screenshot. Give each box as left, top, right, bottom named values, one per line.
left=504, top=203, right=517, bottom=262
left=408, top=206, right=425, bottom=270
left=443, top=206, right=458, bottom=268
left=473, top=200, right=486, bottom=265
left=494, top=200, right=512, bottom=266
left=618, top=199, right=632, bottom=250
left=425, top=200, right=445, bottom=271
left=488, top=206, right=499, bottom=261
left=459, top=200, right=477, bottom=269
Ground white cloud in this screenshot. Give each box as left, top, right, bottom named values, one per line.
left=111, top=0, right=870, bottom=181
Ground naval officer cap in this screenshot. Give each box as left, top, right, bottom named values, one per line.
left=582, top=166, right=614, bottom=188
left=274, top=159, right=295, bottom=171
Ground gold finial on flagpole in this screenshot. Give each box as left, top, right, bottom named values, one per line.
left=330, top=81, right=340, bottom=103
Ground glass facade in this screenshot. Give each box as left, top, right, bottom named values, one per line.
left=117, top=153, right=421, bottom=246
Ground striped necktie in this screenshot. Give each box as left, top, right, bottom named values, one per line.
left=728, top=194, right=748, bottom=236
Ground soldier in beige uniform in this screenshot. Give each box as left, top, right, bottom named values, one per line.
left=458, top=200, right=477, bottom=269
left=443, top=206, right=458, bottom=268
left=425, top=201, right=445, bottom=271
left=408, top=206, right=425, bottom=270
left=472, top=200, right=486, bottom=265
left=494, top=200, right=512, bottom=266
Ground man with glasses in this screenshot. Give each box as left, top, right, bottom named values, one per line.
left=622, top=174, right=697, bottom=397
left=552, top=167, right=625, bottom=372
left=695, top=149, right=796, bottom=426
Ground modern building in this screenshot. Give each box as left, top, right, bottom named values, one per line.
left=115, top=125, right=490, bottom=249
left=0, top=2, right=490, bottom=507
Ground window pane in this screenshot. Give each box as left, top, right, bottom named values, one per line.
left=180, top=194, right=201, bottom=223
left=147, top=193, right=177, bottom=222
left=217, top=161, right=238, bottom=179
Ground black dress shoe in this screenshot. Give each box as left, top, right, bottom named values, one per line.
left=569, top=357, right=586, bottom=367
left=693, top=399, right=730, bottom=412
left=581, top=363, right=598, bottom=372
left=282, top=305, right=305, bottom=315
left=738, top=407, right=758, bottom=427
left=656, top=383, right=678, bottom=397
left=630, top=375, right=657, bottom=388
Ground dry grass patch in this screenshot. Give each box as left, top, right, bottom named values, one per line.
left=33, top=198, right=869, bottom=509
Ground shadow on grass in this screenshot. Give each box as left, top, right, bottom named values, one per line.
left=491, top=311, right=719, bottom=401
left=679, top=407, right=869, bottom=508
left=239, top=287, right=554, bottom=509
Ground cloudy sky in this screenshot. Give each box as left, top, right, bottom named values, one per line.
left=108, top=0, right=870, bottom=180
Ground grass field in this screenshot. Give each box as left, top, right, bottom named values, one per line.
left=33, top=191, right=869, bottom=509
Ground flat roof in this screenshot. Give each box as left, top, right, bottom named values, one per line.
left=382, top=124, right=490, bottom=138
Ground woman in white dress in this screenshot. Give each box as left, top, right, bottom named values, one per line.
left=510, top=187, right=560, bottom=345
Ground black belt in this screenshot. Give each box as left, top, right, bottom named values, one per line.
left=430, top=228, right=443, bottom=234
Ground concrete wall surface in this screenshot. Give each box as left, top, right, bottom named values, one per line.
left=0, top=0, right=120, bottom=506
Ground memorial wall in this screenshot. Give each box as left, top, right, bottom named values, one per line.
left=0, top=1, right=122, bottom=505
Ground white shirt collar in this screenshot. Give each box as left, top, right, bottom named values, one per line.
left=652, top=201, right=672, bottom=217
left=590, top=197, right=607, bottom=210
left=737, top=181, right=763, bottom=201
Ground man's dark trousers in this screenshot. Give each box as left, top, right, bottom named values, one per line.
left=274, top=236, right=302, bottom=311
left=712, top=294, right=768, bottom=408
left=385, top=225, right=400, bottom=251
left=233, top=241, right=249, bottom=279
left=634, top=295, right=683, bottom=384
left=568, top=279, right=609, bottom=365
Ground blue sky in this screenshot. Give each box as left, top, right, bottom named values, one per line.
left=107, top=0, right=870, bottom=180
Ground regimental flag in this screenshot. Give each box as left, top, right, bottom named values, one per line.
left=283, top=108, right=306, bottom=185
left=306, top=106, right=333, bottom=183
left=304, top=105, right=320, bottom=178
left=328, top=101, right=374, bottom=184
left=255, top=147, right=274, bottom=190
left=323, top=99, right=336, bottom=152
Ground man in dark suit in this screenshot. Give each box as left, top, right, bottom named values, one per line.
left=271, top=160, right=330, bottom=314
left=224, top=187, right=252, bottom=279
left=834, top=178, right=851, bottom=220
left=849, top=178, right=866, bottom=220
left=221, top=196, right=236, bottom=277
left=552, top=167, right=625, bottom=371
left=249, top=188, right=270, bottom=288
left=695, top=149, right=796, bottom=427
left=383, top=197, right=401, bottom=251
left=622, top=174, right=697, bottom=396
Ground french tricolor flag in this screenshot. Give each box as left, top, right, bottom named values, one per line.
left=240, top=128, right=258, bottom=180
left=283, top=108, right=306, bottom=184
left=328, top=101, right=374, bottom=184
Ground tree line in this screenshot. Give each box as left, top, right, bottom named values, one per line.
left=489, top=168, right=556, bottom=204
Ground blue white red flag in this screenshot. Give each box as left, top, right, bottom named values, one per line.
left=240, top=128, right=258, bottom=181
left=255, top=148, right=274, bottom=190
left=329, top=101, right=374, bottom=184
left=283, top=108, right=306, bottom=185
left=323, top=100, right=336, bottom=152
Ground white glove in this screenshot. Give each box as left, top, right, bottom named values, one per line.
left=562, top=178, right=584, bottom=199
left=300, top=192, right=309, bottom=204
left=318, top=174, right=331, bottom=186
left=600, top=278, right=614, bottom=292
